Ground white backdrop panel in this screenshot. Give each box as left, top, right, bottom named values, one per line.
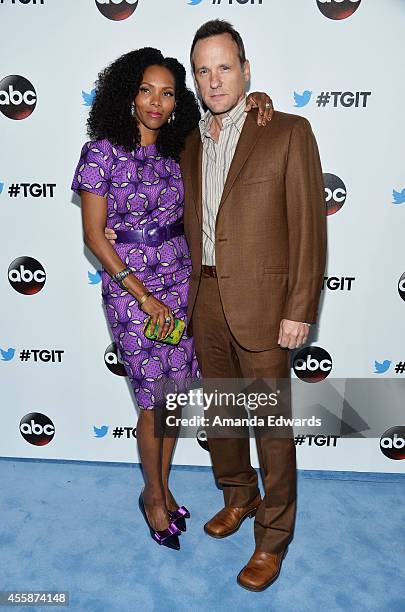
left=1, top=0, right=404, bottom=473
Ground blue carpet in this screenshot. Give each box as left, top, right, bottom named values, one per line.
left=0, top=458, right=404, bottom=612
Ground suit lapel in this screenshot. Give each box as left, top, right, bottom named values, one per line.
left=217, top=111, right=261, bottom=215
left=187, top=129, right=203, bottom=227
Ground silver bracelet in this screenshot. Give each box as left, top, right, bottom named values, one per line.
left=112, top=267, right=132, bottom=287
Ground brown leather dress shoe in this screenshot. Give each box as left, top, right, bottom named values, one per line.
left=237, top=548, right=287, bottom=592
left=203, top=494, right=261, bottom=538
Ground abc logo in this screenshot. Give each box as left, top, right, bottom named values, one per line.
left=0, top=75, right=37, bottom=120
left=323, top=173, right=346, bottom=216
left=104, top=342, right=127, bottom=376
left=20, top=413, right=55, bottom=446
left=316, top=0, right=361, bottom=20
left=380, top=426, right=405, bottom=460
left=95, top=0, right=138, bottom=21
left=8, top=256, right=46, bottom=295
left=196, top=426, right=209, bottom=451
left=293, top=346, right=333, bottom=382
left=398, top=272, right=405, bottom=302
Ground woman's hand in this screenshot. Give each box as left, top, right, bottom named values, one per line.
left=245, top=92, right=274, bottom=126
left=102, top=224, right=173, bottom=339
left=141, top=294, right=175, bottom=340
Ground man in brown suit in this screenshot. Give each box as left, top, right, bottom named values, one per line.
left=181, top=20, right=326, bottom=591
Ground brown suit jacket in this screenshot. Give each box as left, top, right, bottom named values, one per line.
left=181, top=110, right=327, bottom=352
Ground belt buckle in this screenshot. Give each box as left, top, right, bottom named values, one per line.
left=143, top=222, right=162, bottom=247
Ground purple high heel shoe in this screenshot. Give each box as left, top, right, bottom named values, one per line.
left=168, top=506, right=190, bottom=532
left=138, top=491, right=181, bottom=550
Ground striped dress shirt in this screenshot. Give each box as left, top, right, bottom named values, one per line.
left=199, top=97, right=247, bottom=266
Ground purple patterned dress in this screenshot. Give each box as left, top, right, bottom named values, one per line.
left=72, top=138, right=200, bottom=409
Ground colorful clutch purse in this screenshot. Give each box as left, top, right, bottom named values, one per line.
left=143, top=317, right=186, bottom=346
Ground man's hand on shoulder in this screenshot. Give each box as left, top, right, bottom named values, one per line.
left=278, top=319, right=310, bottom=350
left=245, top=92, right=274, bottom=125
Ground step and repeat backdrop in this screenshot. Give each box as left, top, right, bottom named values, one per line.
left=1, top=0, right=405, bottom=473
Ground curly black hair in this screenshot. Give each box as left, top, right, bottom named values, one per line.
left=87, top=48, right=201, bottom=161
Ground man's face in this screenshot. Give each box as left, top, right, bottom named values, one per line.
left=192, top=33, right=250, bottom=117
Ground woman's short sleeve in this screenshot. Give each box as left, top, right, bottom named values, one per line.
left=71, top=139, right=113, bottom=197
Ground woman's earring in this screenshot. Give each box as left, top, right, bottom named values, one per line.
left=131, top=103, right=136, bottom=116
left=168, top=109, right=175, bottom=124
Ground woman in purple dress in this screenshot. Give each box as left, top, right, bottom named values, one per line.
left=72, top=48, right=201, bottom=550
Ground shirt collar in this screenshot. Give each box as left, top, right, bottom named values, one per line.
left=199, top=96, right=247, bottom=141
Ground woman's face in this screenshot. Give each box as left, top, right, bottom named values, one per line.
left=134, top=64, right=176, bottom=132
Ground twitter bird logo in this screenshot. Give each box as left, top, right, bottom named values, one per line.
left=94, top=425, right=109, bottom=438
left=0, top=182, right=4, bottom=195
left=293, top=90, right=312, bottom=108
left=88, top=270, right=101, bottom=285
left=82, top=89, right=96, bottom=106
left=188, top=0, right=202, bottom=5
left=392, top=188, right=405, bottom=205
left=374, top=360, right=391, bottom=374
left=1, top=347, right=15, bottom=361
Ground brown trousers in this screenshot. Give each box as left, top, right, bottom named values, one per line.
left=192, top=273, right=297, bottom=553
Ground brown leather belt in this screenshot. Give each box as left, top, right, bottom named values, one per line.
left=201, top=265, right=217, bottom=278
